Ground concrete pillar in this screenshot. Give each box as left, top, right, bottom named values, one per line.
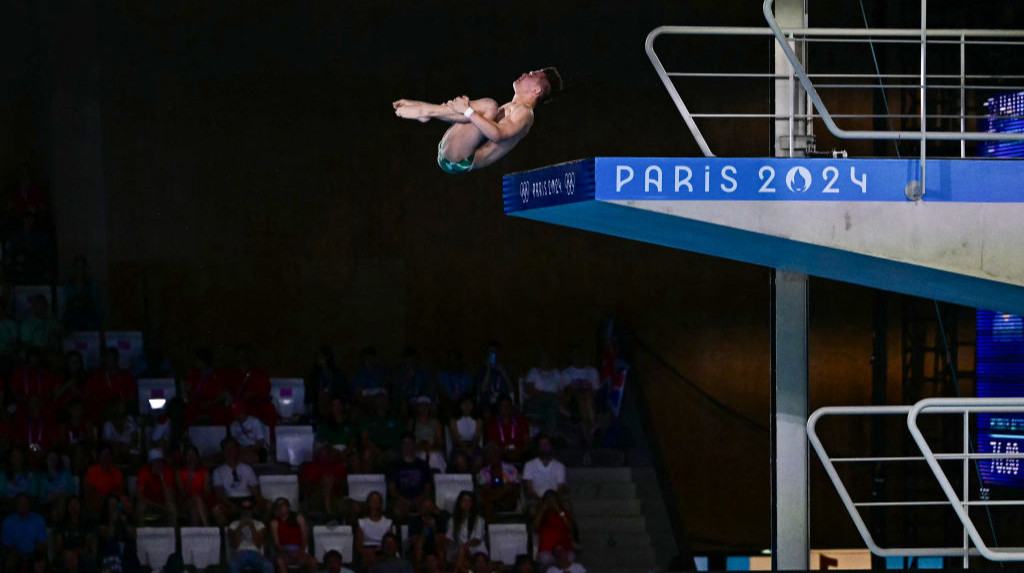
left=771, top=269, right=809, bottom=570
left=771, top=3, right=810, bottom=568
left=38, top=0, right=110, bottom=321
left=774, top=0, right=809, bottom=158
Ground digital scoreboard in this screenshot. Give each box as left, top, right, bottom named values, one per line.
left=976, top=310, right=1024, bottom=487
left=976, top=92, right=1024, bottom=487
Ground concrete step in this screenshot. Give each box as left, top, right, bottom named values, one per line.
left=580, top=548, right=657, bottom=568
left=566, top=466, right=632, bottom=483
left=557, top=448, right=628, bottom=468
left=578, top=531, right=652, bottom=551
left=572, top=498, right=643, bottom=517
left=576, top=515, right=647, bottom=534
left=567, top=481, right=636, bottom=499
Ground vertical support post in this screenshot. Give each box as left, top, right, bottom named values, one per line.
left=870, top=292, right=889, bottom=571
left=960, top=33, right=966, bottom=159
left=770, top=270, right=809, bottom=571
left=919, top=0, right=928, bottom=190
left=770, top=2, right=809, bottom=569
left=774, top=0, right=808, bottom=158
left=963, top=411, right=970, bottom=568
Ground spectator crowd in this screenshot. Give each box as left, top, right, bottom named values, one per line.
left=0, top=328, right=613, bottom=573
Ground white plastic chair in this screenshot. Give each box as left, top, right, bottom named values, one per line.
left=180, top=526, right=222, bottom=570
left=313, top=524, right=354, bottom=564
left=138, top=378, right=177, bottom=416
left=259, top=474, right=300, bottom=509
left=488, top=523, right=528, bottom=566
left=347, top=474, right=387, bottom=508
left=136, top=527, right=177, bottom=570
left=433, top=474, right=474, bottom=513
left=270, top=378, right=306, bottom=418
left=275, top=425, right=314, bottom=466
left=189, top=425, right=228, bottom=459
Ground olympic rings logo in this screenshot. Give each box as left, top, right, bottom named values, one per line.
left=564, top=172, right=575, bottom=196
left=520, top=182, right=530, bottom=204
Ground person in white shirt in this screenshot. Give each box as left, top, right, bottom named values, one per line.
left=229, top=404, right=269, bottom=464
left=543, top=545, right=587, bottom=573
left=227, top=497, right=274, bottom=573
left=212, top=438, right=265, bottom=527
left=561, top=346, right=602, bottom=447
left=523, top=350, right=565, bottom=437
left=356, top=491, right=395, bottom=569
left=523, top=435, right=567, bottom=517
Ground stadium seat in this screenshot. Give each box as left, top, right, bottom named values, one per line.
left=136, top=527, right=177, bottom=570
left=275, top=425, right=314, bottom=466
left=270, top=378, right=306, bottom=418
left=180, top=527, right=222, bottom=570
left=434, top=473, right=474, bottom=513
left=259, top=474, right=300, bottom=509
left=347, top=474, right=387, bottom=508
left=488, top=523, right=528, bottom=566
left=138, top=378, right=177, bottom=415
left=105, top=330, right=144, bottom=370
left=312, top=524, right=354, bottom=565
left=189, top=425, right=227, bottom=459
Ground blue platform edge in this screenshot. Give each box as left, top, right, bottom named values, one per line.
left=503, top=157, right=1024, bottom=209
left=502, top=157, right=1024, bottom=315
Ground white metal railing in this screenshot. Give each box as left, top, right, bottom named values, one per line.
left=647, top=2, right=1024, bottom=168
left=808, top=398, right=1024, bottom=565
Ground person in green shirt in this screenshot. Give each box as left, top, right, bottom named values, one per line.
left=357, top=394, right=404, bottom=466
left=317, top=398, right=356, bottom=450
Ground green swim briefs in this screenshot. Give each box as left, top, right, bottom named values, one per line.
left=437, top=148, right=475, bottom=174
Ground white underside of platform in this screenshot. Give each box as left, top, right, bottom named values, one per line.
left=610, top=200, right=1024, bottom=289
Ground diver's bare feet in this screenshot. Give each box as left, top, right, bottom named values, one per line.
left=393, top=100, right=430, bottom=122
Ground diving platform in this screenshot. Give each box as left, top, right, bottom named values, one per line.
left=503, top=156, right=1024, bottom=315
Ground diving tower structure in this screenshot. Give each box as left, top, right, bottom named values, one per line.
left=502, top=1, right=1024, bottom=569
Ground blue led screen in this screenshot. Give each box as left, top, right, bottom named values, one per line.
left=976, top=310, right=1024, bottom=486
left=981, top=91, right=1024, bottom=158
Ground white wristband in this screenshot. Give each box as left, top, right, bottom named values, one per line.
left=463, top=107, right=476, bottom=118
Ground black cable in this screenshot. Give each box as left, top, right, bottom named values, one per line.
left=631, top=334, right=769, bottom=433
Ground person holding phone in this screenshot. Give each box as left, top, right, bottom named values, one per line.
left=476, top=342, right=513, bottom=409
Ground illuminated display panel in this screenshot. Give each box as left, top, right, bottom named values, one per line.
left=981, top=91, right=1024, bottom=158
left=976, top=310, right=1024, bottom=486
left=976, top=92, right=1024, bottom=486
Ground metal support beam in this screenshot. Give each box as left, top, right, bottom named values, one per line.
left=771, top=269, right=809, bottom=570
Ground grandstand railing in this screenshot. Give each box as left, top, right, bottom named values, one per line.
left=647, top=0, right=1024, bottom=175
left=808, top=398, right=1024, bottom=564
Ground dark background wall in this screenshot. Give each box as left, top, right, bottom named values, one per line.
left=0, top=0, right=1009, bottom=552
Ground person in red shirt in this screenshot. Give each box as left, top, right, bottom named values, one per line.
left=135, top=449, right=176, bottom=526
left=175, top=445, right=212, bottom=526
left=484, top=394, right=530, bottom=463
left=85, top=347, right=137, bottom=420
left=9, top=348, right=58, bottom=408
left=84, top=445, right=125, bottom=518
left=12, top=396, right=57, bottom=454
left=185, top=348, right=233, bottom=426
left=299, top=444, right=348, bottom=519
left=532, top=491, right=578, bottom=571
left=231, top=345, right=278, bottom=431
